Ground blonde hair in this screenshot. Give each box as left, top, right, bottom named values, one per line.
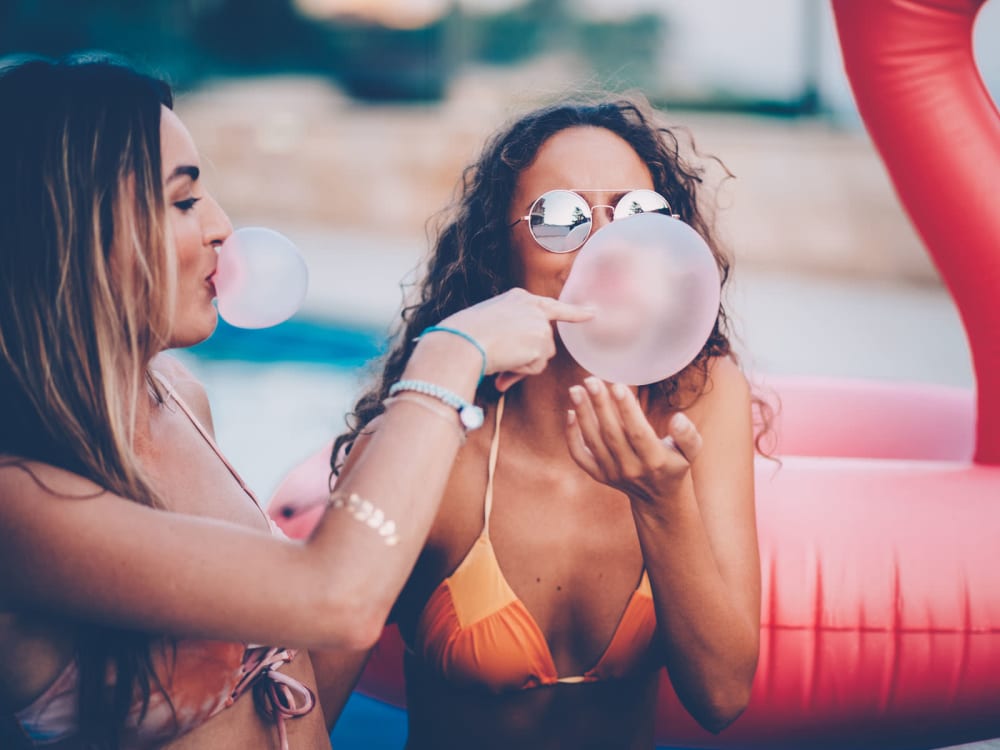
left=0, top=54, right=179, bottom=746
left=0, top=55, right=175, bottom=508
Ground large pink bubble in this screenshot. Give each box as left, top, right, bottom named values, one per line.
left=213, top=227, right=309, bottom=329
left=557, top=213, right=720, bottom=385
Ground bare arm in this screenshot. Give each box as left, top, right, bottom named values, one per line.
left=0, top=334, right=469, bottom=652
left=0, top=290, right=592, bottom=653
left=308, top=418, right=419, bottom=730
left=307, top=422, right=396, bottom=731
left=565, top=357, right=760, bottom=732
left=311, top=647, right=373, bottom=731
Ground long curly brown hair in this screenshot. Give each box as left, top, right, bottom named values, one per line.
left=334, top=95, right=753, bottom=470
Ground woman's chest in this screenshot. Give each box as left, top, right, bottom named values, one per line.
left=487, top=478, right=647, bottom=658
left=421, top=455, right=651, bottom=676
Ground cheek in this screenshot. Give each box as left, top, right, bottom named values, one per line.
left=516, top=251, right=578, bottom=295
left=170, top=222, right=201, bottom=275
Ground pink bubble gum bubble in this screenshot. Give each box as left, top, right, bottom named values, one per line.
left=557, top=213, right=720, bottom=385
left=213, top=227, right=309, bottom=329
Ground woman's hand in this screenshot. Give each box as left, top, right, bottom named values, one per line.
left=565, top=376, right=703, bottom=507
left=439, top=288, right=593, bottom=391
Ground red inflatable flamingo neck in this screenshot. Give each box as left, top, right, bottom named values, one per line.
left=832, top=0, right=1000, bottom=465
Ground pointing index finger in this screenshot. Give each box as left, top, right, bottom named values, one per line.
left=535, top=296, right=595, bottom=323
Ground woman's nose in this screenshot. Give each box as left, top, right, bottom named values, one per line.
left=590, top=203, right=615, bottom=233
left=202, top=193, right=233, bottom=247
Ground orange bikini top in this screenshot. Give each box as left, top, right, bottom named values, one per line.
left=408, top=396, right=658, bottom=693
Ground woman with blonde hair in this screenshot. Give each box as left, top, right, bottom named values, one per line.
left=0, top=54, right=589, bottom=748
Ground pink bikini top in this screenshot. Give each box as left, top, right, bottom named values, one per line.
left=3, top=372, right=314, bottom=749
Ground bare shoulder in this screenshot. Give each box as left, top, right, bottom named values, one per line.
left=0, top=459, right=107, bottom=546
left=686, top=355, right=750, bottom=422
left=0, top=457, right=103, bottom=501
left=150, top=352, right=215, bottom=434
left=704, top=355, right=750, bottom=400
left=648, top=355, right=749, bottom=433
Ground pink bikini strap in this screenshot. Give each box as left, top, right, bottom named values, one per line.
left=149, top=369, right=263, bottom=513
left=228, top=647, right=316, bottom=750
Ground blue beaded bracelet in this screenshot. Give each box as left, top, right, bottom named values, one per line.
left=416, top=326, right=487, bottom=385
left=388, top=379, right=485, bottom=431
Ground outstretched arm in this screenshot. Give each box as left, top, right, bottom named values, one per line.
left=1, top=291, right=592, bottom=652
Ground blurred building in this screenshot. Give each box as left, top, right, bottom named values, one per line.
left=3, top=0, right=998, bottom=285
left=3, top=0, right=997, bottom=111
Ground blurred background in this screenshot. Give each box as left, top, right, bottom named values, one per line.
left=2, top=0, right=998, bottom=497
left=5, top=2, right=1000, bottom=748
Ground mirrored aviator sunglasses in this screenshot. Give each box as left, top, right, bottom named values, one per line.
left=518, top=189, right=677, bottom=253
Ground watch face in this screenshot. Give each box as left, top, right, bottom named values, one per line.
left=460, top=404, right=485, bottom=430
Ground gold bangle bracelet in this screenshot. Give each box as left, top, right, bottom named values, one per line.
left=328, top=492, right=400, bottom=546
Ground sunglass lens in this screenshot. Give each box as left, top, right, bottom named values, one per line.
left=529, top=190, right=592, bottom=253
left=614, top=189, right=673, bottom=220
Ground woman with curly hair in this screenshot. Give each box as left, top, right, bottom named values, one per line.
left=318, top=97, right=761, bottom=748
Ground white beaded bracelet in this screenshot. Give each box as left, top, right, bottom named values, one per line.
left=388, top=379, right=485, bottom=431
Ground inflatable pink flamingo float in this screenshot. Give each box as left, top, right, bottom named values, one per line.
left=270, top=1, right=1000, bottom=746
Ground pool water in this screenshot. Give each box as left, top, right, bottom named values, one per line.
left=178, top=317, right=387, bottom=499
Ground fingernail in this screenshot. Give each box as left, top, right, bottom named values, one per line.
left=569, top=386, right=584, bottom=405
left=611, top=383, right=628, bottom=400
left=584, top=377, right=601, bottom=395
left=567, top=409, right=577, bottom=426
left=673, top=413, right=692, bottom=432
